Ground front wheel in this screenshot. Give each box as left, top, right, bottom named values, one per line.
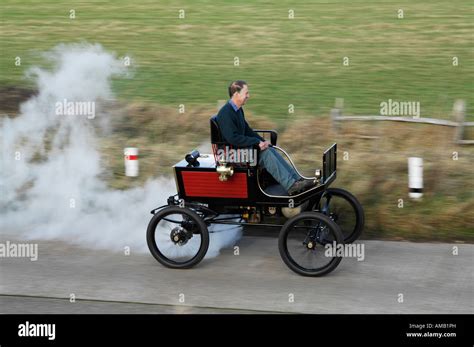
left=278, top=212, right=344, bottom=277
left=147, top=206, right=209, bottom=269
left=316, top=188, right=364, bottom=244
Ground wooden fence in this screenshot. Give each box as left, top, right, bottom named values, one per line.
left=330, top=99, right=473, bottom=145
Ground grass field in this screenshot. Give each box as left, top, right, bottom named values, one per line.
left=1, top=0, right=473, bottom=122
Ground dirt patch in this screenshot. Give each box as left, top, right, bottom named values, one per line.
left=0, top=86, right=37, bottom=116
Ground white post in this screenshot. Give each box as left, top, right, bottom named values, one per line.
left=124, top=147, right=139, bottom=177
left=408, top=157, right=423, bottom=199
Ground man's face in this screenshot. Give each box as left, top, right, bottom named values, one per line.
left=236, top=85, right=250, bottom=105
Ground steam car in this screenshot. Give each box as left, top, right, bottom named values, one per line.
left=146, top=117, right=364, bottom=276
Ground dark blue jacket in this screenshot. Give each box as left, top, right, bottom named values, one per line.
left=216, top=102, right=264, bottom=147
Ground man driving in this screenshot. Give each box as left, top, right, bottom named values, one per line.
left=216, top=80, right=316, bottom=195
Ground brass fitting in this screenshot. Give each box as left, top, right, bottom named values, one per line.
left=216, top=163, right=234, bottom=181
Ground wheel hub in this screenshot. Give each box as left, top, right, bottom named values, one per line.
left=303, top=229, right=318, bottom=250
left=170, top=226, right=191, bottom=245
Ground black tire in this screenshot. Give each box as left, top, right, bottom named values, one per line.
left=147, top=206, right=209, bottom=269
left=278, top=212, right=344, bottom=277
left=316, top=188, right=364, bottom=244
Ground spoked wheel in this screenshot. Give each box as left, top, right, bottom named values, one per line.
left=316, top=188, right=364, bottom=244
left=147, top=206, right=209, bottom=269
left=278, top=212, right=344, bottom=277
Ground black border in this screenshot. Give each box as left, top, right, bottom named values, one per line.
left=1, top=314, right=472, bottom=345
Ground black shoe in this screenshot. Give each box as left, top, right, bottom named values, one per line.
left=297, top=178, right=316, bottom=184
left=288, top=179, right=316, bottom=195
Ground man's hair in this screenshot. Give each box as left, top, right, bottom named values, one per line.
left=228, top=80, right=248, bottom=97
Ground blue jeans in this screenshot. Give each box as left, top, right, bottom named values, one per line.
left=258, top=147, right=300, bottom=191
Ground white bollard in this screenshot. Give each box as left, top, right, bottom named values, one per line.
left=408, top=157, right=423, bottom=199
left=124, top=147, right=139, bottom=177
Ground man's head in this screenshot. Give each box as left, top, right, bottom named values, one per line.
left=228, top=80, right=249, bottom=107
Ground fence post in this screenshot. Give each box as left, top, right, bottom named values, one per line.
left=124, top=147, right=139, bottom=177
left=408, top=157, right=423, bottom=199
left=331, top=98, right=344, bottom=132
left=453, top=99, right=466, bottom=143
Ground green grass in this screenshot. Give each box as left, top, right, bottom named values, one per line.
left=1, top=0, right=473, bottom=123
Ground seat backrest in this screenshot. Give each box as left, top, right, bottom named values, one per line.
left=210, top=115, right=224, bottom=144
left=210, top=115, right=259, bottom=167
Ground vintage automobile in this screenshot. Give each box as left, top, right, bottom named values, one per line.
left=146, top=117, right=364, bottom=276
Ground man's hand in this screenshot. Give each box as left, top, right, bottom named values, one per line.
left=258, top=141, right=271, bottom=151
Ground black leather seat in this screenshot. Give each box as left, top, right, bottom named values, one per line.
left=210, top=115, right=255, bottom=166
left=210, top=115, right=224, bottom=146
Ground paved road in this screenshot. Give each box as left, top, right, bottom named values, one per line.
left=0, top=232, right=472, bottom=314
left=0, top=295, right=272, bottom=314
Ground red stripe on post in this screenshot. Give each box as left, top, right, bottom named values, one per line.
left=125, top=155, right=138, bottom=160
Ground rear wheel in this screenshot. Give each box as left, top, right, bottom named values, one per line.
left=316, top=188, right=364, bottom=244
left=147, top=206, right=209, bottom=269
left=278, top=212, right=344, bottom=277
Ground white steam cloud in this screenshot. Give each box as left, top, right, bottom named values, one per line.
left=0, top=43, right=241, bottom=258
